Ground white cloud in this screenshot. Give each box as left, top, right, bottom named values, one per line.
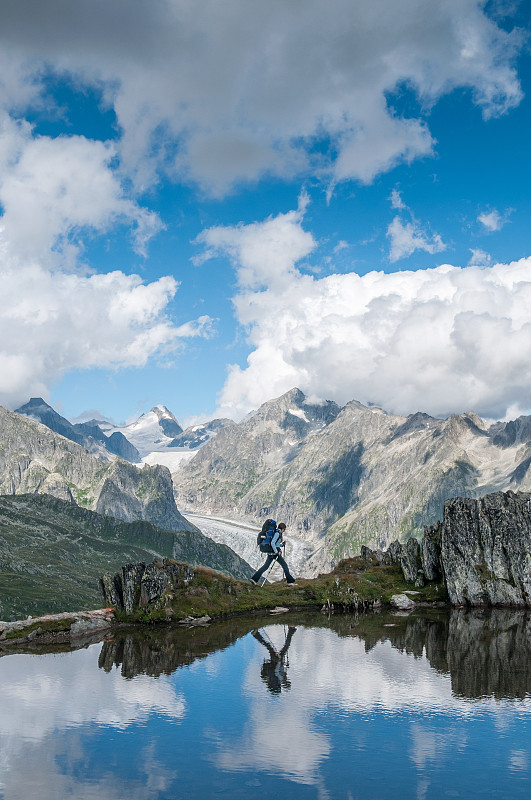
left=390, top=188, right=406, bottom=210
left=387, top=216, right=446, bottom=262
left=478, top=208, right=510, bottom=232
left=198, top=204, right=531, bottom=420
left=0, top=114, right=208, bottom=409
left=0, top=0, right=524, bottom=195
left=468, top=248, right=492, bottom=266
left=195, top=194, right=315, bottom=290
left=0, top=114, right=162, bottom=264
left=0, top=262, right=211, bottom=409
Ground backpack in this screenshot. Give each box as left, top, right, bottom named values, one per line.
left=257, top=518, right=276, bottom=553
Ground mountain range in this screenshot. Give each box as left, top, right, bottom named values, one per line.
left=15, top=398, right=235, bottom=472
left=171, top=388, right=531, bottom=574
left=0, top=404, right=197, bottom=534
left=9, top=389, right=531, bottom=578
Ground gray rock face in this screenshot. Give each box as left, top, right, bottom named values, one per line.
left=440, top=491, right=531, bottom=607
left=422, top=521, right=443, bottom=581
left=401, top=537, right=422, bottom=583
left=0, top=405, right=197, bottom=534
left=169, top=418, right=236, bottom=449
left=173, top=388, right=340, bottom=521
left=101, top=559, right=196, bottom=612
left=386, top=540, right=403, bottom=564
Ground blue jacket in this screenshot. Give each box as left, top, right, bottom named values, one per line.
left=270, top=527, right=283, bottom=554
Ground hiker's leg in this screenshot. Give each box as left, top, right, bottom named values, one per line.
left=275, top=553, right=295, bottom=583
left=251, top=555, right=274, bottom=582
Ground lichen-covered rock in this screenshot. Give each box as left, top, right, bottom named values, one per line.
left=121, top=563, right=146, bottom=613
left=441, top=491, right=531, bottom=607
left=422, top=521, right=442, bottom=581
left=101, top=558, right=196, bottom=614
left=401, top=537, right=421, bottom=583
left=99, top=572, right=123, bottom=609
left=386, top=540, right=403, bottom=564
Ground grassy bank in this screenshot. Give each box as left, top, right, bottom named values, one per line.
left=117, top=556, right=448, bottom=624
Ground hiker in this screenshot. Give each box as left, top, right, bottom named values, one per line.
left=251, top=521, right=297, bottom=585
left=252, top=626, right=297, bottom=693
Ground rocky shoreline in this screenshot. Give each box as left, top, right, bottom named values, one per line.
left=2, top=489, right=530, bottom=648
left=0, top=608, right=114, bottom=648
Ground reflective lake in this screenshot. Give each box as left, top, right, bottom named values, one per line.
left=1, top=608, right=530, bottom=799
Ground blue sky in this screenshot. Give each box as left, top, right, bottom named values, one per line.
left=2, top=0, right=531, bottom=425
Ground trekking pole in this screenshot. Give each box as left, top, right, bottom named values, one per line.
left=260, top=554, right=279, bottom=587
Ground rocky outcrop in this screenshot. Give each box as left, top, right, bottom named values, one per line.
left=439, top=491, right=531, bottom=607
left=361, top=490, right=531, bottom=608
left=100, top=559, right=197, bottom=613
left=422, top=520, right=443, bottom=581
left=403, top=490, right=531, bottom=607
left=400, top=537, right=424, bottom=585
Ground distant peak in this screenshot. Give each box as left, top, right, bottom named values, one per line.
left=151, top=404, right=177, bottom=420
left=16, top=397, right=54, bottom=413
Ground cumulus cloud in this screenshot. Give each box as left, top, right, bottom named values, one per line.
left=0, top=0, right=524, bottom=194
left=0, top=117, right=162, bottom=264
left=468, top=248, right=492, bottom=266
left=0, top=262, right=211, bottom=409
left=198, top=204, right=531, bottom=420
left=0, top=109, right=207, bottom=409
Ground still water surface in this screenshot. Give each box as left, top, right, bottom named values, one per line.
left=1, top=608, right=530, bottom=799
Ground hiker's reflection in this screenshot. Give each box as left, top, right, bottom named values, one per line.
left=252, top=626, right=296, bottom=694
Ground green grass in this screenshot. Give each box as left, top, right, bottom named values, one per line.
left=0, top=494, right=251, bottom=620
left=117, top=556, right=449, bottom=624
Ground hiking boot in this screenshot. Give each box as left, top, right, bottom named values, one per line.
left=287, top=581, right=298, bottom=586
left=250, top=578, right=259, bottom=585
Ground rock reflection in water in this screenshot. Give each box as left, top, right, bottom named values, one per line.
left=99, top=607, right=531, bottom=701
left=2, top=607, right=530, bottom=800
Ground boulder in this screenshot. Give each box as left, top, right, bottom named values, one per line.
left=390, top=593, right=415, bottom=610
left=386, top=540, right=403, bottom=564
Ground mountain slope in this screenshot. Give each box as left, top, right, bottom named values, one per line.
left=0, top=494, right=252, bottom=620
left=172, top=389, right=531, bottom=574
left=173, top=387, right=340, bottom=511
left=0, top=405, right=197, bottom=534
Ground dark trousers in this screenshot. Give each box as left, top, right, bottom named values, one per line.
left=252, top=552, right=295, bottom=584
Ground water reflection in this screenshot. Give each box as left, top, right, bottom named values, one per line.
left=1, top=608, right=530, bottom=800
left=97, top=608, right=531, bottom=701
left=252, top=626, right=296, bottom=693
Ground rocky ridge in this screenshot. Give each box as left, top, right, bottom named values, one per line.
left=362, top=489, right=531, bottom=608
left=0, top=404, right=197, bottom=533
left=172, top=389, right=531, bottom=573
left=0, top=493, right=252, bottom=620
left=16, top=397, right=140, bottom=462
